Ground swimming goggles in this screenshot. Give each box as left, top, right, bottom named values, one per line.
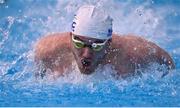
left=72, top=34, right=108, bottom=51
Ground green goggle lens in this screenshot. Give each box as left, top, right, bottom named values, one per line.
left=73, top=42, right=85, bottom=49
left=72, top=35, right=107, bottom=51
left=92, top=45, right=103, bottom=51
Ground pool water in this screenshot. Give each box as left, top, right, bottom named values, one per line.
left=0, top=0, right=180, bottom=107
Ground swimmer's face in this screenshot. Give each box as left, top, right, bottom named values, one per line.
left=71, top=34, right=110, bottom=74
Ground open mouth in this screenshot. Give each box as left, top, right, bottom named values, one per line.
left=81, top=59, right=91, bottom=68
left=79, top=59, right=95, bottom=74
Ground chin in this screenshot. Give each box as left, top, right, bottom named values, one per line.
left=79, top=66, right=95, bottom=75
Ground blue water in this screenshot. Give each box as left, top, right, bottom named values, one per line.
left=0, top=0, right=180, bottom=107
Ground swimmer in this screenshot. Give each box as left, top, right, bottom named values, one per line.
left=35, top=5, right=175, bottom=78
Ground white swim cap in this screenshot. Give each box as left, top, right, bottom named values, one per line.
left=72, top=5, right=113, bottom=40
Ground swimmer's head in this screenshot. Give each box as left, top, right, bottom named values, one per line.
left=71, top=5, right=113, bottom=74
left=72, top=5, right=113, bottom=40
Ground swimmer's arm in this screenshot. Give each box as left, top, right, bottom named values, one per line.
left=156, top=47, right=175, bottom=70
left=34, top=33, right=72, bottom=78
left=146, top=42, right=175, bottom=77
left=155, top=48, right=175, bottom=77
left=134, top=36, right=176, bottom=70
left=34, top=35, right=62, bottom=78
left=138, top=38, right=175, bottom=77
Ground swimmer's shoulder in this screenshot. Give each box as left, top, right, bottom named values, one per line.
left=112, top=33, right=158, bottom=50
left=34, top=32, right=74, bottom=78
left=112, top=33, right=147, bottom=45
left=112, top=33, right=162, bottom=58
left=36, top=32, right=71, bottom=46
left=111, top=33, right=175, bottom=69
left=35, top=32, right=72, bottom=61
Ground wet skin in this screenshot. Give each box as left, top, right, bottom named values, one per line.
left=35, top=32, right=175, bottom=78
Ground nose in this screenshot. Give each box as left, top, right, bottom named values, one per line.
left=82, top=47, right=93, bottom=59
